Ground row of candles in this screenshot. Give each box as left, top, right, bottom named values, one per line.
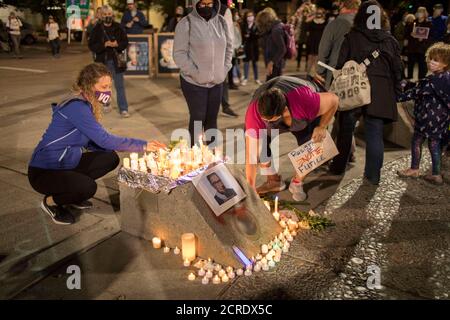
left=151, top=196, right=301, bottom=284
left=122, top=136, right=222, bottom=180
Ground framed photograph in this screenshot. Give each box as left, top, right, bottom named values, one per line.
left=412, top=26, right=430, bottom=40
left=125, top=34, right=152, bottom=77
left=192, top=163, right=246, bottom=217
left=154, top=32, right=180, bottom=77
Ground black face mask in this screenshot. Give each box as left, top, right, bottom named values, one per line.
left=103, top=16, right=113, bottom=24
left=197, top=6, right=213, bottom=20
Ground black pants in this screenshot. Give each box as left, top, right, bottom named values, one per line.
left=407, top=53, right=427, bottom=79
left=221, top=79, right=230, bottom=109
left=266, top=62, right=283, bottom=82
left=180, top=77, right=223, bottom=146
left=28, top=151, right=119, bottom=206
left=49, top=38, right=60, bottom=56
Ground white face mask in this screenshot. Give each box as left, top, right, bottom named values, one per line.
left=428, top=59, right=446, bottom=73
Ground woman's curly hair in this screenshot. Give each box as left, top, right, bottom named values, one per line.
left=72, top=63, right=112, bottom=121
left=426, top=42, right=450, bottom=71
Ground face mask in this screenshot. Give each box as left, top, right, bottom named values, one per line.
left=197, top=6, right=213, bottom=20
left=416, top=12, right=424, bottom=19
left=95, top=91, right=112, bottom=105
left=103, top=16, right=113, bottom=24
left=247, top=16, right=255, bottom=23
left=428, top=60, right=445, bottom=73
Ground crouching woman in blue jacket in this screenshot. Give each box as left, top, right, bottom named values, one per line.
left=28, top=63, right=166, bottom=225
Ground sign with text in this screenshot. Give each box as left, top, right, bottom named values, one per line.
left=288, top=131, right=339, bottom=178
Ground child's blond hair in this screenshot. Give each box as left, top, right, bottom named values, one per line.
left=425, top=42, right=450, bottom=71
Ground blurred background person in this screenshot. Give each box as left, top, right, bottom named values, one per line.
left=6, top=11, right=22, bottom=59
left=394, top=13, right=415, bottom=77
left=121, top=0, right=148, bottom=35
left=429, top=4, right=448, bottom=43
left=46, top=15, right=60, bottom=58
left=231, top=10, right=243, bottom=87
left=256, top=8, right=286, bottom=81
left=89, top=5, right=131, bottom=118
left=305, top=5, right=328, bottom=75
left=405, top=7, right=432, bottom=80
left=241, top=10, right=261, bottom=86
left=174, top=0, right=233, bottom=145
left=294, top=0, right=315, bottom=72
left=164, top=6, right=185, bottom=32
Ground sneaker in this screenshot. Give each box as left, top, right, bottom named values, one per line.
left=256, top=177, right=287, bottom=195
left=423, top=174, right=443, bottom=185
left=40, top=197, right=75, bottom=225
left=288, top=178, right=307, bottom=201
left=222, top=107, right=238, bottom=118
left=69, top=200, right=93, bottom=210
left=241, top=79, right=248, bottom=86
left=255, top=79, right=263, bottom=85
left=121, top=110, right=130, bottom=118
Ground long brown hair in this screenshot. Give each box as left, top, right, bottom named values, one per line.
left=256, top=7, right=279, bottom=34
left=72, top=63, right=111, bottom=121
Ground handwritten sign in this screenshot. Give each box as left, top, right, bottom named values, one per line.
left=288, top=131, right=338, bottom=178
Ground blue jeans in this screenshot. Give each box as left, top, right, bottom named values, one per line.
left=106, top=60, right=128, bottom=112
left=244, top=60, right=258, bottom=81
left=330, top=110, right=385, bottom=184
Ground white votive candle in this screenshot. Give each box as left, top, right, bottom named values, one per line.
left=213, top=275, right=221, bottom=284
left=198, top=268, right=206, bottom=277
left=183, top=259, right=190, bottom=267
left=262, top=264, right=270, bottom=271
left=123, top=158, right=130, bottom=169
left=163, top=246, right=170, bottom=253
left=269, top=260, right=276, bottom=268
left=273, top=211, right=280, bottom=221
left=236, top=268, right=244, bottom=276
left=130, top=152, right=139, bottom=160
left=244, top=269, right=252, bottom=276
left=188, top=273, right=196, bottom=281
left=152, top=237, right=161, bottom=249
left=254, top=264, right=261, bottom=272
left=221, top=274, right=229, bottom=283
left=202, top=276, right=209, bottom=285
left=206, top=270, right=213, bottom=279
left=173, top=246, right=181, bottom=255
left=228, top=272, right=236, bottom=279
left=261, top=244, right=269, bottom=254
left=218, top=269, right=226, bottom=277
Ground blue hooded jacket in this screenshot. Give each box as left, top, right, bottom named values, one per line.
left=29, top=97, right=147, bottom=170
left=120, top=9, right=148, bottom=34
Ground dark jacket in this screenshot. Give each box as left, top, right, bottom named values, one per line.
left=88, top=22, right=128, bottom=73
left=405, top=20, right=433, bottom=55
left=242, top=22, right=259, bottom=62
left=262, top=21, right=286, bottom=67
left=120, top=10, right=147, bottom=34
left=337, top=28, right=403, bottom=121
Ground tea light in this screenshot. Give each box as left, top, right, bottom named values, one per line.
left=214, top=264, right=222, bottom=272
left=183, top=259, right=191, bottom=267
left=262, top=264, right=270, bottom=271
left=291, top=230, right=297, bottom=237
left=221, top=274, right=229, bottom=283
left=244, top=269, right=252, bottom=276
left=261, top=257, right=268, bottom=265
left=256, top=254, right=263, bottom=261
left=283, top=245, right=289, bottom=253
left=163, top=246, right=170, bottom=253
left=206, top=270, right=213, bottom=278
left=268, top=260, right=276, bottom=268
left=287, top=235, right=294, bottom=242
left=123, top=158, right=130, bottom=169
left=274, top=255, right=281, bottom=263
left=236, top=268, right=244, bottom=276
left=130, top=159, right=138, bottom=171
left=246, top=264, right=253, bottom=271
left=213, top=275, right=221, bottom=284
left=130, top=152, right=139, bottom=160
left=173, top=246, right=181, bottom=255
left=226, top=266, right=234, bottom=273
left=202, top=277, right=209, bottom=285
left=152, top=237, right=162, bottom=249
left=284, top=228, right=290, bottom=237
left=181, top=233, right=196, bottom=262
left=228, top=272, right=236, bottom=279
left=280, top=220, right=287, bottom=228
left=261, top=244, right=269, bottom=254
left=254, top=264, right=261, bottom=272
left=218, top=269, right=226, bottom=277
left=188, top=273, right=196, bottom=281
left=198, top=268, right=206, bottom=277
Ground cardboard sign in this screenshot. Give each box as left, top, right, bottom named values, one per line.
left=288, top=131, right=339, bottom=178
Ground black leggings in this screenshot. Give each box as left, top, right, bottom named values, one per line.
left=28, top=151, right=120, bottom=206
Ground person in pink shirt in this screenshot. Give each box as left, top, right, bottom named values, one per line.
left=245, top=76, right=338, bottom=201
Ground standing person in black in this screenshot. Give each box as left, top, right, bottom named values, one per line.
left=241, top=10, right=261, bottom=86
left=329, top=0, right=403, bottom=185
left=89, top=5, right=131, bottom=118
left=405, top=7, right=433, bottom=80
left=256, top=8, right=287, bottom=81
left=305, top=6, right=327, bottom=75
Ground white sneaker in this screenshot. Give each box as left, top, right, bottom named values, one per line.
left=255, top=79, right=263, bottom=85
left=289, top=178, right=307, bottom=201
left=241, top=79, right=248, bottom=86
left=121, top=110, right=130, bottom=118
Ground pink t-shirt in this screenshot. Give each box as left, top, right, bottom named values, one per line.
left=245, top=86, right=321, bottom=138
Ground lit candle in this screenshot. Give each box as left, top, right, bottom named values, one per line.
left=123, top=158, right=130, bottom=169
left=261, top=258, right=268, bottom=265
left=254, top=264, right=261, bottom=272
left=130, top=152, right=139, bottom=161
left=261, top=244, right=269, bottom=254
left=202, top=276, right=209, bottom=285
left=213, top=275, right=221, bottom=284
left=274, top=196, right=279, bottom=213
left=291, top=230, right=297, bottom=237
left=246, top=264, right=253, bottom=271
left=287, top=235, right=294, bottom=242
left=214, top=147, right=223, bottom=161
left=152, top=237, right=161, bottom=249
left=181, top=233, right=196, bottom=262
left=221, top=274, right=229, bottom=283
left=256, top=254, right=263, bottom=261
left=283, top=228, right=290, bottom=237
left=280, top=220, right=287, bottom=228
left=236, top=268, right=244, bottom=276
left=244, top=269, right=252, bottom=276
left=163, top=246, right=170, bottom=253
left=262, top=264, right=270, bottom=271
left=130, top=159, right=138, bottom=171
left=274, top=255, right=281, bottom=263
left=228, top=272, right=236, bottom=279
left=173, top=246, right=181, bottom=255
left=206, top=270, right=213, bottom=279
left=263, top=200, right=271, bottom=211
left=283, top=245, right=289, bottom=253
left=214, top=264, right=222, bottom=272
left=268, top=260, right=276, bottom=268
left=198, top=268, right=206, bottom=277
left=183, top=259, right=190, bottom=267
left=218, top=269, right=226, bottom=277
left=188, top=273, right=196, bottom=281
left=226, top=266, right=234, bottom=274
left=273, top=211, right=280, bottom=222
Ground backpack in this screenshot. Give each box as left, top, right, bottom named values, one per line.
left=322, top=48, right=381, bottom=111
left=282, top=23, right=297, bottom=60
